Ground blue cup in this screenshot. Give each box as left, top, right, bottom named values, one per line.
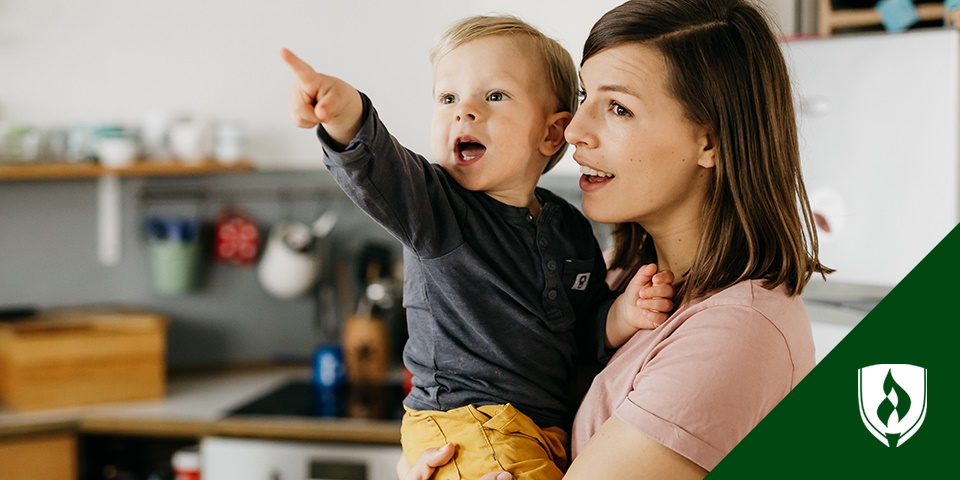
left=312, top=344, right=346, bottom=390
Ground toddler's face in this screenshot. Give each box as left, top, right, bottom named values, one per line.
left=430, top=35, right=558, bottom=205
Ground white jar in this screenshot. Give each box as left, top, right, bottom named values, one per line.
left=169, top=119, right=213, bottom=164
left=215, top=121, right=245, bottom=164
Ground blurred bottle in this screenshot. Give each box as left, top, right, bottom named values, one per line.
left=172, top=446, right=201, bottom=480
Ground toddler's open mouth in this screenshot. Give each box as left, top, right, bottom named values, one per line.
left=455, top=136, right=486, bottom=162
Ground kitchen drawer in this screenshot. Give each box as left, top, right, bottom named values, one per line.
left=0, top=432, right=76, bottom=480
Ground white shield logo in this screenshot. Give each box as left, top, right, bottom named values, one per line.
left=858, top=364, right=927, bottom=447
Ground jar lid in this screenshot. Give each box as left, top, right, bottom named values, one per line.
left=172, top=446, right=201, bottom=471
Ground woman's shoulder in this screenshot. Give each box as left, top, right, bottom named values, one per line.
left=674, top=280, right=815, bottom=382
left=685, top=280, right=805, bottom=319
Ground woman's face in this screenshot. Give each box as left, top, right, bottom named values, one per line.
left=565, top=44, right=715, bottom=234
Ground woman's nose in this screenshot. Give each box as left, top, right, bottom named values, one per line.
left=565, top=111, right=595, bottom=147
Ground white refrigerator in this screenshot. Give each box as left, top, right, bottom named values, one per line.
left=781, top=28, right=960, bottom=361
left=782, top=28, right=960, bottom=288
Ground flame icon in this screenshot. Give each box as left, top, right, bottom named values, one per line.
left=876, top=369, right=912, bottom=446
left=858, top=364, right=927, bottom=447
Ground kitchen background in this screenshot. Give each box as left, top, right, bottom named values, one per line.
left=0, top=0, right=951, bottom=370
left=0, top=0, right=809, bottom=369
left=4, top=1, right=959, bottom=479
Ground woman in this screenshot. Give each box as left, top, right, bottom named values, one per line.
left=402, top=0, right=831, bottom=478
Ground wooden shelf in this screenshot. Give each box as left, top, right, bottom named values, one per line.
left=0, top=159, right=255, bottom=181
left=819, top=0, right=945, bottom=36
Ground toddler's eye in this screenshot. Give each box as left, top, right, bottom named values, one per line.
left=487, top=91, right=505, bottom=102
left=440, top=94, right=457, bottom=104
left=577, top=90, right=586, bottom=104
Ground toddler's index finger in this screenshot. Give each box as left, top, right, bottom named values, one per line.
left=280, top=48, right=317, bottom=82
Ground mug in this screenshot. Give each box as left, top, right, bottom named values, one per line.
left=169, top=118, right=213, bottom=163
left=256, top=221, right=321, bottom=299
left=149, top=239, right=201, bottom=295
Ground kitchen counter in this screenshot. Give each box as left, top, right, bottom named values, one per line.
left=0, top=364, right=401, bottom=444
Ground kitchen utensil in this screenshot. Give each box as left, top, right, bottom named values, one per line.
left=169, top=118, right=213, bottom=163
left=96, top=136, right=139, bottom=168
left=257, top=221, right=321, bottom=299
left=214, top=120, right=246, bottom=164
left=341, top=314, right=390, bottom=384
left=0, top=123, right=41, bottom=163
left=145, top=216, right=201, bottom=295
left=213, top=206, right=260, bottom=266
left=141, top=109, right=174, bottom=159
left=312, top=208, right=339, bottom=239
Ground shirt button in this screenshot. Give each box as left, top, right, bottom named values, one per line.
left=547, top=260, right=557, bottom=271
left=539, top=238, right=548, bottom=247
left=527, top=214, right=534, bottom=221
left=547, top=289, right=558, bottom=300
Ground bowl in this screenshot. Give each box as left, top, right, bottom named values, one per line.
left=96, top=137, right=139, bottom=168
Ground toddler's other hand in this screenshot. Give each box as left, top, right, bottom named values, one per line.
left=622, top=264, right=674, bottom=330
left=637, top=267, right=674, bottom=325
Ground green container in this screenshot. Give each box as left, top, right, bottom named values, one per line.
left=149, top=240, right=200, bottom=295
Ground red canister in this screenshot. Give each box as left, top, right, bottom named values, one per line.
left=172, top=446, right=201, bottom=480
left=213, top=205, right=260, bottom=266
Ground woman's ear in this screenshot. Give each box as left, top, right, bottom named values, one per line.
left=697, top=126, right=717, bottom=169
left=540, top=111, right=573, bottom=156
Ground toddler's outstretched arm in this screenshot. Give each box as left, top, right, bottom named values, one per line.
left=605, top=264, right=675, bottom=349
left=280, top=48, right=364, bottom=146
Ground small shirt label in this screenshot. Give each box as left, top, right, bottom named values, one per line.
left=572, top=272, right=591, bottom=291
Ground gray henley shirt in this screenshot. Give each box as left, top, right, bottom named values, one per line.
left=318, top=93, right=614, bottom=429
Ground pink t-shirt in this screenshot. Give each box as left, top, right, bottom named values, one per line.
left=570, top=280, right=815, bottom=471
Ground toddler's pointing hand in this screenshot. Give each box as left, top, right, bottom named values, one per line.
left=281, top=48, right=363, bottom=146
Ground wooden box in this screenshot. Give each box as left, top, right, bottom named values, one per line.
left=0, top=309, right=168, bottom=411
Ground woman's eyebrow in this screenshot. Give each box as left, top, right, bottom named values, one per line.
left=597, top=84, right=640, bottom=98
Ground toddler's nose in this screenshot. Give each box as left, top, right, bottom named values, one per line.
left=455, top=100, right=479, bottom=122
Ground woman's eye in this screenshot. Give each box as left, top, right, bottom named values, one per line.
left=487, top=91, right=505, bottom=102
left=577, top=90, right=586, bottom=104
left=611, top=102, right=633, bottom=117
left=440, top=94, right=456, bottom=104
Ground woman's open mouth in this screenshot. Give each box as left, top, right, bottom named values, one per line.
left=579, top=165, right=615, bottom=183
left=455, top=136, right=486, bottom=163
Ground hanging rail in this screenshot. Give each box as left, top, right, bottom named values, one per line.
left=138, top=186, right=348, bottom=204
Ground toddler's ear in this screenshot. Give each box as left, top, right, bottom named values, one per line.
left=540, top=112, right=572, bottom=156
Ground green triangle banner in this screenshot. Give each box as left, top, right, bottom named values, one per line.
left=709, top=222, right=960, bottom=478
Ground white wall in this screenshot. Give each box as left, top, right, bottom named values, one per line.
left=0, top=0, right=795, bottom=171
left=0, top=0, right=620, bottom=170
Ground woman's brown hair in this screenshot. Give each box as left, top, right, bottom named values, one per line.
left=587, top=0, right=832, bottom=304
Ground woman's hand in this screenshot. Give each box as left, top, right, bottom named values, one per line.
left=396, top=444, right=513, bottom=480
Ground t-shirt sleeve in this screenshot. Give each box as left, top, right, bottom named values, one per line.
left=317, top=92, right=464, bottom=257
left=613, top=304, right=795, bottom=470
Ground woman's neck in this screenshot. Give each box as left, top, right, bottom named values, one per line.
left=648, top=219, right=701, bottom=278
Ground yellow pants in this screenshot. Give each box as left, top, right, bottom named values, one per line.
left=401, top=403, right=568, bottom=480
